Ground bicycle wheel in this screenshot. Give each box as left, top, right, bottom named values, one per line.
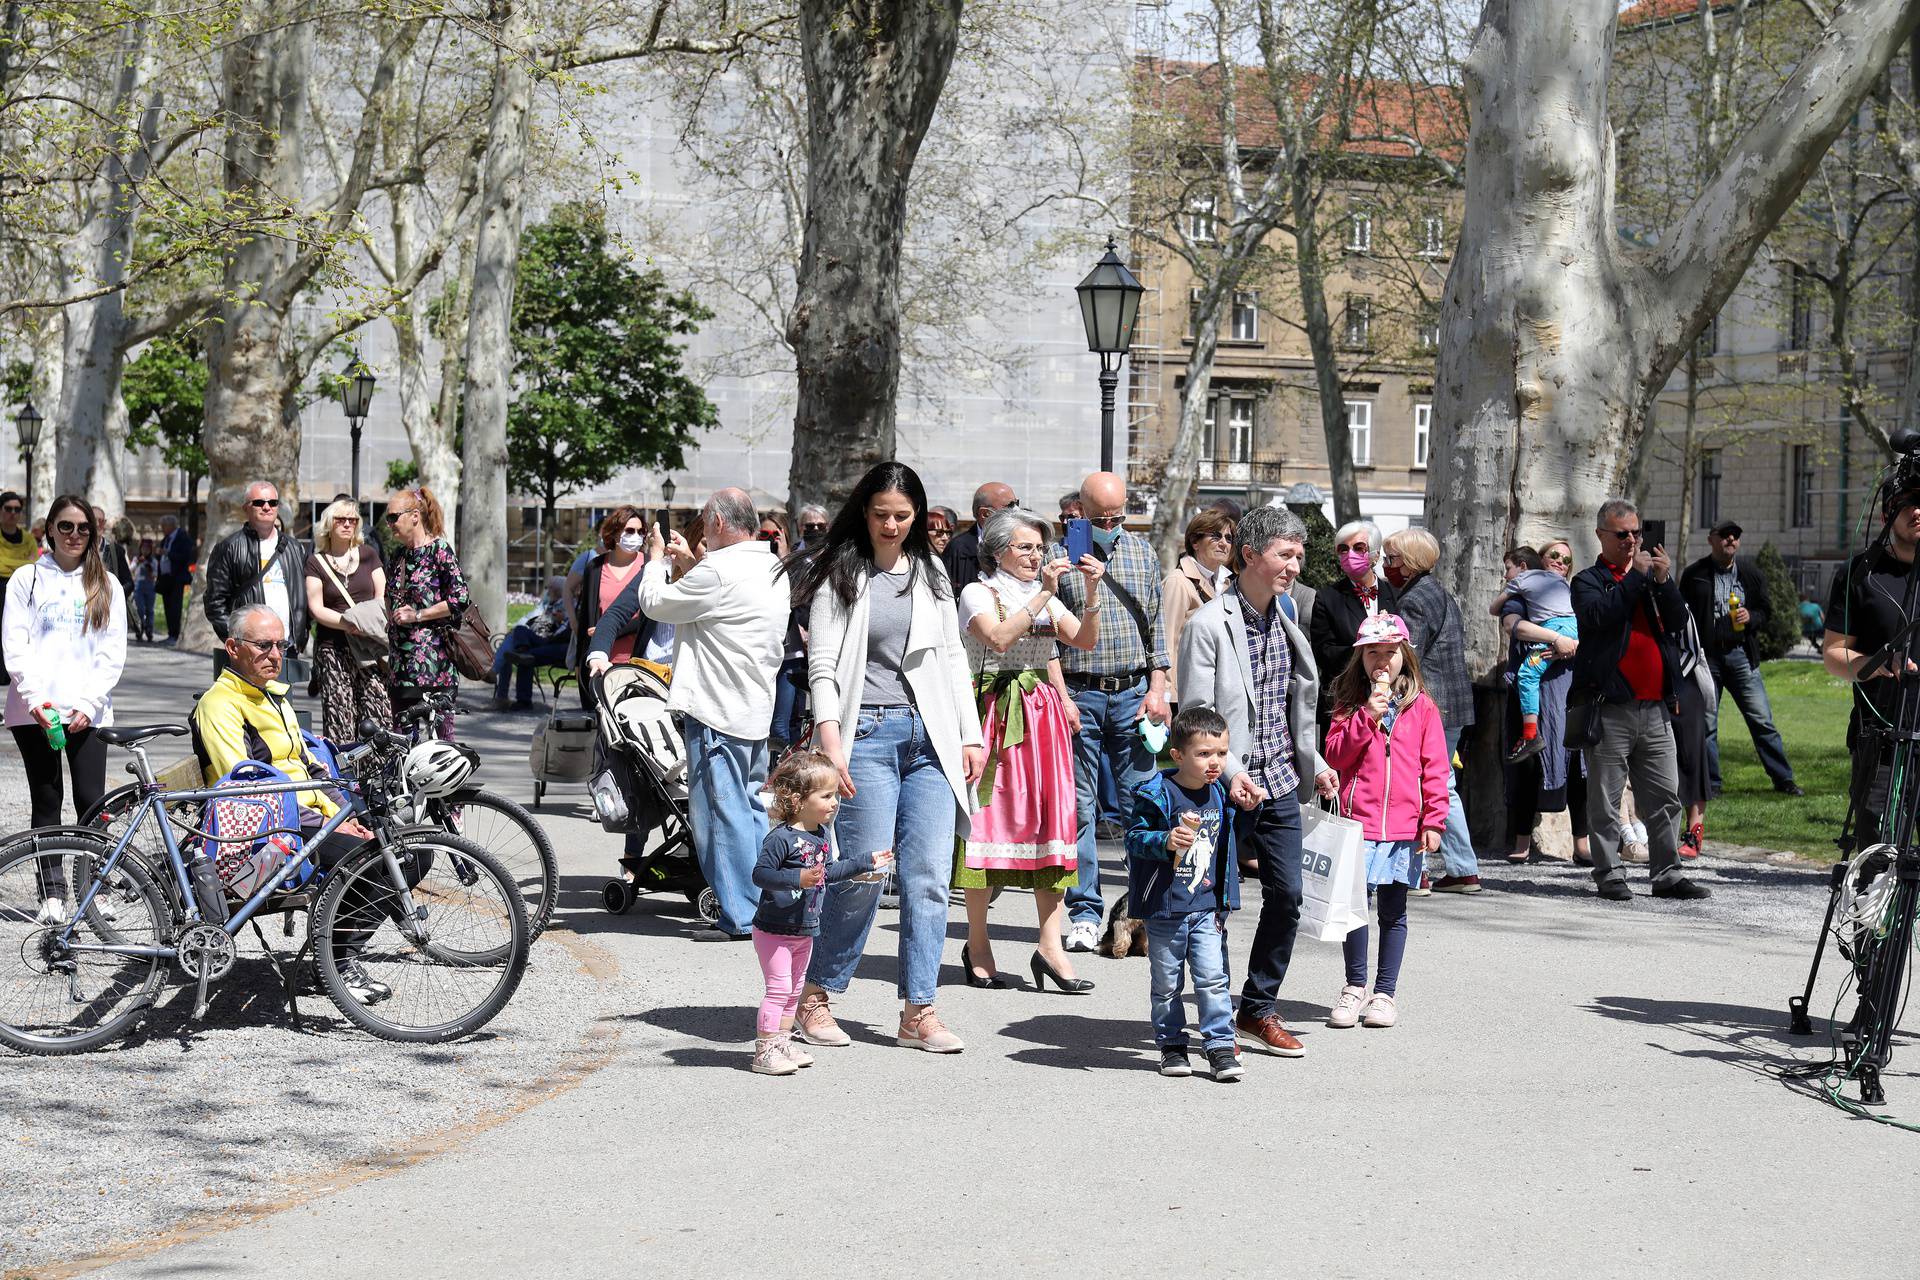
left=312, top=832, right=527, bottom=1043
left=81, top=784, right=197, bottom=916
left=435, top=790, right=557, bottom=941
left=0, top=837, right=170, bottom=1055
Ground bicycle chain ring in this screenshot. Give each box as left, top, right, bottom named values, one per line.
left=175, top=923, right=237, bottom=981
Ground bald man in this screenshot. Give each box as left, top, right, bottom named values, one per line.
left=1047, top=470, right=1171, bottom=952
left=940, top=481, right=1017, bottom=596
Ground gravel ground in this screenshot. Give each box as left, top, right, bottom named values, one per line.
left=0, top=646, right=624, bottom=1276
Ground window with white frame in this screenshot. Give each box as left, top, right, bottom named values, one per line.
left=1342, top=295, right=1373, bottom=349
left=1346, top=206, right=1373, bottom=253
left=1419, top=210, right=1446, bottom=257
left=1231, top=291, right=1259, bottom=341
left=1417, top=305, right=1440, bottom=353
left=1695, top=449, right=1722, bottom=529
left=1347, top=400, right=1373, bottom=467
left=1188, top=288, right=1203, bottom=338
left=1228, top=397, right=1254, bottom=463
left=1202, top=397, right=1219, bottom=457
left=1414, top=403, right=1431, bottom=469
left=1187, top=194, right=1217, bottom=244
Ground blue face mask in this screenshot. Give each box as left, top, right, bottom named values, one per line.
left=1090, top=523, right=1120, bottom=551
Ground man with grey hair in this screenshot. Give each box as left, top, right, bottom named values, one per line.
left=1570, top=497, right=1710, bottom=901
left=1179, top=502, right=1339, bottom=1056
left=201, top=480, right=306, bottom=675
left=589, top=486, right=788, bottom=938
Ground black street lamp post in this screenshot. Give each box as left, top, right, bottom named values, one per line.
left=659, top=476, right=676, bottom=537
left=1075, top=236, right=1144, bottom=475
left=338, top=359, right=377, bottom=505
left=14, top=398, right=43, bottom=517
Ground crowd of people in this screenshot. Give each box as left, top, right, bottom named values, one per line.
left=1, top=464, right=1828, bottom=1075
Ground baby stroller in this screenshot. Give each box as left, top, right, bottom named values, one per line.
left=589, top=663, right=717, bottom=924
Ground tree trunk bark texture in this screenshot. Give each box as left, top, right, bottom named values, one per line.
left=1429, top=0, right=1920, bottom=678
left=1150, top=276, right=1235, bottom=566
left=184, top=2, right=312, bottom=656
left=457, top=0, right=534, bottom=627
left=785, top=0, right=963, bottom=518
left=53, top=12, right=154, bottom=511
left=1295, top=210, right=1360, bottom=526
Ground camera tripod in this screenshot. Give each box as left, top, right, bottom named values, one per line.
left=1790, top=470, right=1920, bottom=1109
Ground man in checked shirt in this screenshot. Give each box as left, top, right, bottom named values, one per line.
left=1048, top=471, right=1173, bottom=952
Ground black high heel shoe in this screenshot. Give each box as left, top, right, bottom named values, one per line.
left=962, top=943, right=1007, bottom=989
left=1030, top=952, right=1094, bottom=994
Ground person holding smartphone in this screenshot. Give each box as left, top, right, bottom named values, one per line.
left=1568, top=498, right=1710, bottom=903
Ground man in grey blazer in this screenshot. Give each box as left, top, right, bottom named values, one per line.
left=1178, top=505, right=1339, bottom=1057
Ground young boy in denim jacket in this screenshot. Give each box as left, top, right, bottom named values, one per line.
left=1126, top=705, right=1243, bottom=1081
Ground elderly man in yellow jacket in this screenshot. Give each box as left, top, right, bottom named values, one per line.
left=191, top=603, right=392, bottom=1003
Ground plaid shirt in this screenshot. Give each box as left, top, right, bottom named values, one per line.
left=1049, top=530, right=1170, bottom=677
left=1239, top=588, right=1301, bottom=799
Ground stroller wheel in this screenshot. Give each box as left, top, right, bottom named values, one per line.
left=603, top=878, right=637, bottom=915
left=688, top=886, right=721, bottom=926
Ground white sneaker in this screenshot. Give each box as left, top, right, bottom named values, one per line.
left=1624, top=820, right=1648, bottom=846
left=1065, top=921, right=1098, bottom=953
left=1360, top=992, right=1398, bottom=1028
left=36, top=897, right=67, bottom=926
left=1327, top=984, right=1367, bottom=1028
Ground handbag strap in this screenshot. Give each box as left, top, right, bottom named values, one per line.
left=313, top=551, right=358, bottom=614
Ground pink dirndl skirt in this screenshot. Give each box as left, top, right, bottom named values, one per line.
left=962, top=677, right=1078, bottom=878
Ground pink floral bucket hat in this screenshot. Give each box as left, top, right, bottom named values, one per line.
left=1352, top=613, right=1412, bottom=647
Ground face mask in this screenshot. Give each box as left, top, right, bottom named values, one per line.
left=1339, top=549, right=1373, bottom=581
left=617, top=532, right=644, bottom=553
left=1382, top=562, right=1409, bottom=589
left=1090, top=524, right=1120, bottom=551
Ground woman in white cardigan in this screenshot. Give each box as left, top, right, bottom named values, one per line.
left=789, top=463, right=984, bottom=1055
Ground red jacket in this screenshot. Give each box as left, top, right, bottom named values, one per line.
left=1323, top=690, right=1450, bottom=841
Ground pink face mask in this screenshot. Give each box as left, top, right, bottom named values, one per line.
left=1339, top=548, right=1373, bottom=581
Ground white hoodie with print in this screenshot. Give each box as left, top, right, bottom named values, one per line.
left=2, top=555, right=128, bottom=729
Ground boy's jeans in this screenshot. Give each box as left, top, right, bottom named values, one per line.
left=1146, top=912, right=1234, bottom=1050
left=1516, top=615, right=1579, bottom=717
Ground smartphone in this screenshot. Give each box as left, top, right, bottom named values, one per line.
left=1065, top=517, right=1092, bottom=565
left=1642, top=518, right=1667, bottom=552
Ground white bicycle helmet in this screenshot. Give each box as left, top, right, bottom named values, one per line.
left=403, top=740, right=478, bottom=798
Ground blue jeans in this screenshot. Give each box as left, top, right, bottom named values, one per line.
left=683, top=717, right=768, bottom=936
left=1235, top=791, right=1304, bottom=1018
left=806, top=705, right=956, bottom=1005
left=769, top=657, right=808, bottom=747
left=1705, top=648, right=1795, bottom=789
left=1146, top=912, right=1234, bottom=1050
left=1067, top=679, right=1154, bottom=927
left=492, top=624, right=570, bottom=703
left=1429, top=725, right=1479, bottom=879
left=1343, top=882, right=1410, bottom=996
left=132, top=580, right=157, bottom=637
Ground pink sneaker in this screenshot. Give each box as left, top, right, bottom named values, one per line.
left=896, top=1006, right=964, bottom=1053
left=1327, top=985, right=1366, bottom=1028
left=794, top=992, right=850, bottom=1047
left=778, top=1034, right=813, bottom=1068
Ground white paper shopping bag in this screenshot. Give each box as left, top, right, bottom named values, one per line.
left=1298, top=803, right=1369, bottom=942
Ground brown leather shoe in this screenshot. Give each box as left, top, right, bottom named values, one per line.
left=1234, top=1010, right=1305, bottom=1057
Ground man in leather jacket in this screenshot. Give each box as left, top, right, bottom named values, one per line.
left=202, top=480, right=308, bottom=673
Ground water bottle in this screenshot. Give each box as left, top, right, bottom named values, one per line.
left=187, top=849, right=227, bottom=926
left=1729, top=588, right=1745, bottom=634
left=41, top=704, right=64, bottom=751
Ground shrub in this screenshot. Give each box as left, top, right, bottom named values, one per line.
left=1754, top=540, right=1801, bottom=661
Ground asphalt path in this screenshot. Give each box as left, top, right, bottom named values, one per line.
left=17, top=647, right=1918, bottom=1279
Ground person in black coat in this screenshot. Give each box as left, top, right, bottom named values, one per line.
left=1310, top=518, right=1399, bottom=721
left=1677, top=519, right=1799, bottom=795
left=939, top=481, right=1016, bottom=602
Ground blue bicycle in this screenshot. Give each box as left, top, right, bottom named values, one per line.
left=0, top=722, right=528, bottom=1054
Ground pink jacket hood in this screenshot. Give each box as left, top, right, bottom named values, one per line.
left=1322, top=690, right=1450, bottom=841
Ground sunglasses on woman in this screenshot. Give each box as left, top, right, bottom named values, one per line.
left=54, top=519, right=91, bottom=537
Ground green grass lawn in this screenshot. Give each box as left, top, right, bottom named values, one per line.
left=1710, top=660, right=1849, bottom=861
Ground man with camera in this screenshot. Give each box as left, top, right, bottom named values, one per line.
left=1570, top=499, right=1711, bottom=902
left=1823, top=484, right=1920, bottom=839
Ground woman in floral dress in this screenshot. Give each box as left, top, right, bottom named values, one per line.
left=383, top=485, right=470, bottom=741
left=954, top=508, right=1104, bottom=991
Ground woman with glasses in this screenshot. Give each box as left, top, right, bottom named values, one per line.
left=570, top=505, right=653, bottom=695
left=3, top=495, right=127, bottom=923
left=304, top=498, right=391, bottom=741
left=383, top=486, right=469, bottom=740
left=1311, top=519, right=1400, bottom=721
left=1162, top=507, right=1236, bottom=707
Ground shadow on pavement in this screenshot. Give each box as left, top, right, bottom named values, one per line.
left=1579, top=994, right=1889, bottom=1080
left=1000, top=1012, right=1155, bottom=1072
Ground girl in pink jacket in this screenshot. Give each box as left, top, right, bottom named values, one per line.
left=1320, top=613, right=1450, bottom=1030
